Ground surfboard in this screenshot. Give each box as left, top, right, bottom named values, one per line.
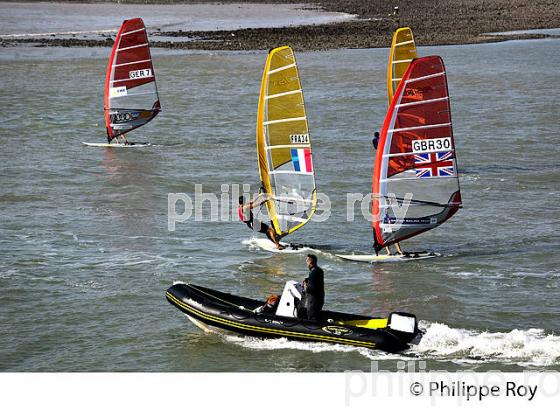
left=84, top=18, right=161, bottom=147
left=336, top=251, right=440, bottom=263
left=249, top=237, right=313, bottom=254
left=82, top=142, right=151, bottom=148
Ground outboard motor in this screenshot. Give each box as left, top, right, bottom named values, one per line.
left=388, top=312, right=418, bottom=334
left=276, top=280, right=303, bottom=318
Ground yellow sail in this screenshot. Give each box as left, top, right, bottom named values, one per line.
left=387, top=27, right=417, bottom=105
left=256, top=46, right=317, bottom=237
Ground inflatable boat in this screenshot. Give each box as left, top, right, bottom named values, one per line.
left=165, top=281, right=422, bottom=353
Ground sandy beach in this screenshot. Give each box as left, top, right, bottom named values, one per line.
left=2, top=1, right=560, bottom=51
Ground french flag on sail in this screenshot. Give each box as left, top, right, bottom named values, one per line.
left=291, top=148, right=313, bottom=174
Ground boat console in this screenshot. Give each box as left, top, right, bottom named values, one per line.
left=276, top=280, right=303, bottom=318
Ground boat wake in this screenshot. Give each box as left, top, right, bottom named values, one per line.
left=223, top=333, right=369, bottom=355
left=219, top=321, right=560, bottom=368
left=407, top=322, right=560, bottom=367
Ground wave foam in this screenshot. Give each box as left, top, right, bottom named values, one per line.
left=412, top=322, right=560, bottom=367
left=216, top=321, right=560, bottom=367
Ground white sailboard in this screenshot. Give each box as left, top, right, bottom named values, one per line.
left=336, top=251, right=440, bottom=263
left=249, top=238, right=313, bottom=254
left=82, top=142, right=151, bottom=148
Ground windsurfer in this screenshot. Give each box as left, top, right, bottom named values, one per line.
left=373, top=131, right=401, bottom=255
left=372, top=131, right=380, bottom=149
left=386, top=243, right=404, bottom=255
left=119, top=134, right=130, bottom=145
left=238, top=194, right=285, bottom=250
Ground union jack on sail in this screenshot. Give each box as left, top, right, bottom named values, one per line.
left=414, top=151, right=455, bottom=178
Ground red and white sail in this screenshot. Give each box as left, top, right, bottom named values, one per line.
left=104, top=18, right=160, bottom=141
left=372, top=56, right=462, bottom=251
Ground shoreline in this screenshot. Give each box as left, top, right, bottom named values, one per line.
left=2, top=1, right=560, bottom=50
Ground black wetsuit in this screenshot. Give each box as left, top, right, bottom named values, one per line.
left=299, top=265, right=325, bottom=320
left=372, top=133, right=380, bottom=149
left=238, top=205, right=269, bottom=234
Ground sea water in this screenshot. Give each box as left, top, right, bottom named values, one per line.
left=1, top=24, right=559, bottom=370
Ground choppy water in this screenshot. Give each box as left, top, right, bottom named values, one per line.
left=1, top=35, right=559, bottom=371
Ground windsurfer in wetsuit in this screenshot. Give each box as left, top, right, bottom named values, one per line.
left=373, top=132, right=404, bottom=256
left=386, top=242, right=404, bottom=255
left=238, top=194, right=284, bottom=250
left=372, top=131, right=380, bottom=149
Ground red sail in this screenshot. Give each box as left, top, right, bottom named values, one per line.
left=104, top=18, right=160, bottom=141
left=372, top=56, right=462, bottom=250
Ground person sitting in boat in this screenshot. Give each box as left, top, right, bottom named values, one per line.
left=297, top=254, right=324, bottom=320
left=254, top=294, right=280, bottom=314
left=238, top=194, right=284, bottom=250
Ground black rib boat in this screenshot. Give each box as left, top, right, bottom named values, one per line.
left=166, top=282, right=422, bottom=353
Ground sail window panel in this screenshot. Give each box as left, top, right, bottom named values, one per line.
left=267, top=67, right=301, bottom=96
left=379, top=192, right=460, bottom=245
left=384, top=175, right=459, bottom=211
left=266, top=122, right=309, bottom=169
left=265, top=93, right=305, bottom=123
left=268, top=48, right=295, bottom=70
left=271, top=173, right=315, bottom=233
left=400, top=79, right=447, bottom=105
left=111, top=75, right=154, bottom=90
left=268, top=147, right=292, bottom=171
left=114, top=59, right=152, bottom=69
left=120, top=19, right=145, bottom=34
left=266, top=122, right=309, bottom=145
left=383, top=203, right=446, bottom=220
left=113, top=62, right=153, bottom=83
left=109, top=82, right=158, bottom=109
left=396, top=100, right=451, bottom=129
left=390, top=124, right=453, bottom=151
left=392, top=60, right=413, bottom=85
left=118, top=31, right=147, bottom=49
left=392, top=50, right=416, bottom=83
left=387, top=127, right=453, bottom=178
left=115, top=47, right=151, bottom=67
left=109, top=109, right=157, bottom=133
